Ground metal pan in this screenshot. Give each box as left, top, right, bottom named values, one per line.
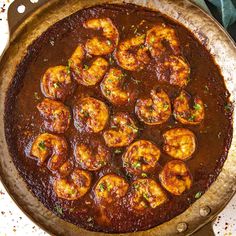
left=0, top=0, right=235, bottom=235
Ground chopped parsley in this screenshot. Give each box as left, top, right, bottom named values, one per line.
left=83, top=64, right=89, bottom=70
left=188, top=114, right=196, bottom=122
left=195, top=191, right=202, bottom=199
left=224, top=103, right=232, bottom=112
left=163, top=103, right=169, bottom=111
left=53, top=82, right=60, bottom=88
left=193, top=103, right=201, bottom=111
left=132, top=162, right=141, bottom=169
left=143, top=193, right=149, bottom=201
left=34, top=92, right=40, bottom=100
left=98, top=183, right=105, bottom=192
left=38, top=141, right=46, bottom=151
left=54, top=205, right=63, bottom=215
left=114, top=149, right=122, bottom=154
left=141, top=173, right=148, bottom=178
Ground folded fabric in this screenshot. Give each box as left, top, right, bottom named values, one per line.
left=192, top=0, right=236, bottom=28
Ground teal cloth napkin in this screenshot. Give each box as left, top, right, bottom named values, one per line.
left=193, top=0, right=236, bottom=28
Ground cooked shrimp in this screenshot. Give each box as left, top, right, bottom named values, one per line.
left=41, top=66, right=73, bottom=101
left=73, top=97, right=109, bottom=133
left=37, top=98, right=71, bottom=134
left=69, top=44, right=109, bottom=86
left=94, top=174, right=129, bottom=204
left=31, top=133, right=68, bottom=171
left=174, top=91, right=205, bottom=125
left=83, top=18, right=119, bottom=55
left=74, top=143, right=110, bottom=171
left=122, top=140, right=160, bottom=175
left=130, top=178, right=167, bottom=210
left=53, top=169, right=91, bottom=200
left=159, top=160, right=192, bottom=195
left=163, top=55, right=190, bottom=87
left=115, top=34, right=150, bottom=71
left=146, top=24, right=180, bottom=57
left=103, top=113, right=138, bottom=147
left=163, top=128, right=196, bottom=160
left=100, top=68, right=130, bottom=105
left=135, top=89, right=171, bottom=125
left=58, top=160, right=73, bottom=178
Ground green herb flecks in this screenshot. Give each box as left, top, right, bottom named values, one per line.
left=54, top=205, right=63, bottom=215
left=34, top=92, right=40, bottom=100
left=141, top=173, right=148, bottom=178
left=132, top=162, right=141, bottom=169
left=38, top=141, right=46, bottom=151
left=114, top=149, right=122, bottom=154
left=195, top=191, right=202, bottom=199
left=99, top=183, right=106, bottom=192
left=84, top=64, right=89, bottom=70
left=193, top=103, right=201, bottom=111
left=143, top=193, right=149, bottom=201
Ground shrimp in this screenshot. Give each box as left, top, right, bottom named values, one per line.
left=174, top=91, right=205, bottom=125
left=74, top=143, right=110, bottom=171
left=115, top=34, right=150, bottom=71
left=163, top=55, right=190, bottom=87
left=73, top=97, right=109, bottom=133
left=163, top=128, right=196, bottom=160
left=83, top=18, right=119, bottom=55
left=103, top=113, right=138, bottom=147
left=30, top=133, right=68, bottom=172
left=130, top=178, right=167, bottom=210
left=58, top=160, right=73, bottom=178
left=41, top=66, right=74, bottom=101
left=100, top=68, right=130, bottom=105
left=122, top=140, right=160, bottom=175
left=159, top=160, right=192, bottom=195
left=53, top=168, right=91, bottom=200
left=135, top=89, right=171, bottom=125
left=94, top=174, right=129, bottom=204
left=146, top=24, right=180, bottom=57
left=37, top=98, right=71, bottom=134
left=69, top=44, right=109, bottom=86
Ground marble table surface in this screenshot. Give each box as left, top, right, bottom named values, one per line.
left=0, top=0, right=236, bottom=235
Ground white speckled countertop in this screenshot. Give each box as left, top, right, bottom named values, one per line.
left=0, top=1, right=236, bottom=235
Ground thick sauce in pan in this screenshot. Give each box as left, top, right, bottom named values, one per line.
left=4, top=4, right=233, bottom=233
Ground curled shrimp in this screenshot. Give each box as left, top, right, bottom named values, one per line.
left=41, top=66, right=74, bottom=101
left=30, top=133, right=68, bottom=172
left=103, top=113, right=138, bottom=147
left=174, top=91, right=205, bottom=125
left=100, top=68, right=130, bottom=105
left=58, top=160, right=73, bottom=178
left=146, top=24, right=180, bottom=57
left=163, top=128, right=196, bottom=160
left=115, top=34, right=150, bottom=71
left=74, top=143, right=110, bottom=171
left=53, top=168, right=91, bottom=200
left=122, top=140, right=160, bottom=175
left=130, top=178, right=167, bottom=210
left=73, top=97, right=109, bottom=133
left=69, top=44, right=109, bottom=86
left=83, top=18, right=119, bottom=55
left=135, top=89, right=171, bottom=125
left=163, top=55, right=190, bottom=87
left=159, top=160, right=192, bottom=195
left=37, top=98, right=71, bottom=134
left=94, top=174, right=129, bottom=204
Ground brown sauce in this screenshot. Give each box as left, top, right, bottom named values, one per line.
left=4, top=3, right=233, bottom=233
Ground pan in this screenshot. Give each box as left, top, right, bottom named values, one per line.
left=0, top=0, right=235, bottom=235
